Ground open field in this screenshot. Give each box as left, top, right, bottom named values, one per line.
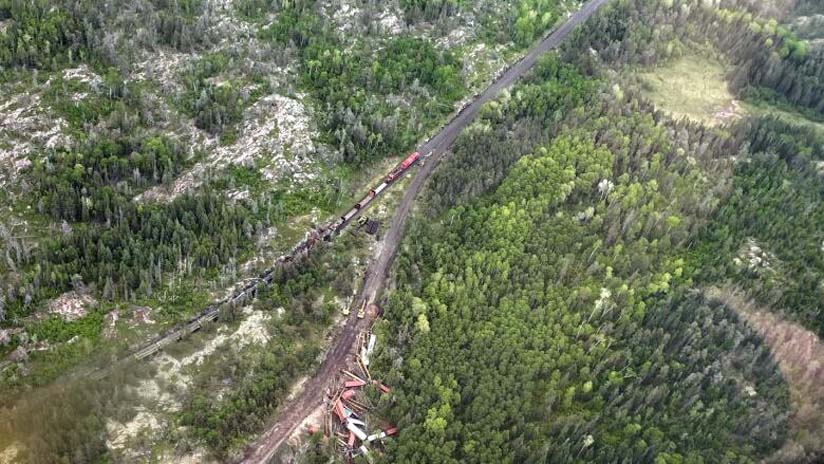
left=638, top=53, right=744, bottom=125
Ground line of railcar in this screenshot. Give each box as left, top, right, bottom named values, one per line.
left=324, top=151, right=420, bottom=240
left=120, top=152, right=421, bottom=367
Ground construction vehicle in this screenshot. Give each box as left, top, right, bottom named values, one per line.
left=357, top=300, right=367, bottom=319
left=343, top=305, right=351, bottom=317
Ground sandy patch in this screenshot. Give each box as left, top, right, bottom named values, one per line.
left=107, top=307, right=274, bottom=455
left=0, top=443, right=21, bottom=464
left=142, top=308, right=272, bottom=391
left=0, top=93, right=71, bottom=179
left=44, top=291, right=96, bottom=322
left=233, top=310, right=272, bottom=348
left=709, top=288, right=824, bottom=461
left=106, top=408, right=163, bottom=453
left=134, top=377, right=181, bottom=410
left=171, top=449, right=216, bottom=464
left=290, top=402, right=326, bottom=444
left=286, top=375, right=309, bottom=402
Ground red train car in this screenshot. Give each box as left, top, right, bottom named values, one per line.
left=386, top=152, right=420, bottom=183
left=324, top=151, right=421, bottom=241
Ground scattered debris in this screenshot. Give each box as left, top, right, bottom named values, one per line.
left=104, top=310, right=120, bottom=338
left=105, top=408, right=163, bottom=454
left=132, top=307, right=156, bottom=326
left=45, top=291, right=96, bottom=322
left=316, top=325, right=397, bottom=463
left=713, top=99, right=744, bottom=122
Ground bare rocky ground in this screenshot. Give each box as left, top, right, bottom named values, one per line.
left=0, top=64, right=106, bottom=182
left=0, top=91, right=71, bottom=184
left=105, top=306, right=275, bottom=462
left=137, top=92, right=319, bottom=203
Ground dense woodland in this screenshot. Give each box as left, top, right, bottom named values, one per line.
left=374, top=0, right=824, bottom=462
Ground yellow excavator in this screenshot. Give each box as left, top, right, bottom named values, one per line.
left=357, top=300, right=367, bottom=319
left=342, top=296, right=352, bottom=317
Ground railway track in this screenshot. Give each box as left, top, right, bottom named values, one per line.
left=242, top=0, right=612, bottom=461
left=84, top=152, right=422, bottom=381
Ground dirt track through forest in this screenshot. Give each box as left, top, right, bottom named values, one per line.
left=242, top=1, right=611, bottom=461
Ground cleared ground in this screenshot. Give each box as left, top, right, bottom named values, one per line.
left=639, top=52, right=824, bottom=134
left=638, top=53, right=743, bottom=126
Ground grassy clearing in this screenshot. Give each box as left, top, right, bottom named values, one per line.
left=638, top=53, right=743, bottom=126
left=638, top=52, right=824, bottom=133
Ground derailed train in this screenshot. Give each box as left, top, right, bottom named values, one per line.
left=127, top=151, right=422, bottom=363
left=324, top=151, right=420, bottom=240
left=230, top=151, right=421, bottom=312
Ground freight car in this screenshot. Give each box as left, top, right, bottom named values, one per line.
left=324, top=152, right=420, bottom=240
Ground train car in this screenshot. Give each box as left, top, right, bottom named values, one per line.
left=373, top=182, right=389, bottom=196
left=324, top=151, right=420, bottom=241
left=341, top=207, right=359, bottom=223
left=386, top=152, right=420, bottom=183
left=355, top=190, right=376, bottom=209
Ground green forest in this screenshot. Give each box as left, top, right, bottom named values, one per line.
left=370, top=0, right=824, bottom=463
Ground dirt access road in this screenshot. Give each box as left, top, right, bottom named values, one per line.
left=242, top=0, right=610, bottom=461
